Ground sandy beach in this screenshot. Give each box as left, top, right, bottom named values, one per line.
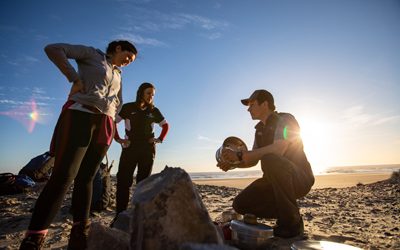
left=193, top=173, right=392, bottom=189
left=0, top=171, right=399, bottom=249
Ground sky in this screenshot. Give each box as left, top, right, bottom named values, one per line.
left=0, top=0, right=399, bottom=176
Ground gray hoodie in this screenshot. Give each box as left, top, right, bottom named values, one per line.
left=45, top=43, right=123, bottom=120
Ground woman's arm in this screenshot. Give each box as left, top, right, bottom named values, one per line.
left=44, top=43, right=96, bottom=83
left=157, top=120, right=169, bottom=142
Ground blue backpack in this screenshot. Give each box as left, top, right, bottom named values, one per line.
left=0, top=173, right=35, bottom=196
left=15, top=174, right=36, bottom=190
left=19, top=151, right=55, bottom=182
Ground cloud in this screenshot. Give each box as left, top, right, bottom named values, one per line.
left=35, top=34, right=49, bottom=41
left=342, top=105, right=373, bottom=126
left=372, top=115, right=400, bottom=125
left=113, top=33, right=167, bottom=47
left=213, top=2, right=222, bottom=9
left=0, top=99, right=32, bottom=105
left=342, top=105, right=399, bottom=127
left=197, top=135, right=222, bottom=144
left=178, top=14, right=228, bottom=31
left=150, top=12, right=228, bottom=33
left=0, top=86, right=54, bottom=110
left=32, top=87, right=46, bottom=95
left=201, top=32, right=222, bottom=40
left=0, top=98, right=50, bottom=107
left=117, top=6, right=229, bottom=43
left=5, top=55, right=40, bottom=67
left=7, top=61, right=19, bottom=66
left=24, top=56, right=40, bottom=63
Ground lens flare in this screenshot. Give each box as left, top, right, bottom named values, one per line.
left=30, top=111, right=39, bottom=121
left=0, top=98, right=42, bottom=133
left=283, top=126, right=288, bottom=140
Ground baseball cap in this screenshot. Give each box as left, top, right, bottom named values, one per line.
left=241, top=89, right=275, bottom=109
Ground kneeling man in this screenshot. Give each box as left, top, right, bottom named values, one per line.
left=217, top=89, right=314, bottom=238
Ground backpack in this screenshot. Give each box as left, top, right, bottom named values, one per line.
left=0, top=173, right=36, bottom=196
left=91, top=156, right=114, bottom=212
left=19, top=151, right=55, bottom=182
left=15, top=174, right=36, bottom=191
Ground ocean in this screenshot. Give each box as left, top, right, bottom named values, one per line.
left=188, top=164, right=400, bottom=180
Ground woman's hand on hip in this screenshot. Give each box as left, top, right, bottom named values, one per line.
left=69, top=79, right=85, bottom=98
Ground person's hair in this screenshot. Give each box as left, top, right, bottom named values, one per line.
left=256, top=91, right=275, bottom=111
left=106, top=40, right=137, bottom=55
left=257, top=98, right=276, bottom=111
left=136, top=82, right=155, bottom=109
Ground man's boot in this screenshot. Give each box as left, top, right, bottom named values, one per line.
left=19, top=233, right=46, bottom=250
left=67, top=220, right=90, bottom=250
left=273, top=217, right=304, bottom=238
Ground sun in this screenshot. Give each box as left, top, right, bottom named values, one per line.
left=298, top=118, right=334, bottom=174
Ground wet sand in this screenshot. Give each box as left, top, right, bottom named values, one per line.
left=193, top=173, right=392, bottom=189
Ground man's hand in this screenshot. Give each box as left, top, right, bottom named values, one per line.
left=217, top=161, right=234, bottom=172
left=69, top=79, right=85, bottom=98
left=216, top=148, right=241, bottom=172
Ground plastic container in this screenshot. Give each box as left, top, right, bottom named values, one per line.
left=230, top=219, right=274, bottom=249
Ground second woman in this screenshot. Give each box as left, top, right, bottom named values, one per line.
left=114, top=82, right=169, bottom=215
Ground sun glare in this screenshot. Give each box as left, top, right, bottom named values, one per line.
left=299, top=118, right=334, bottom=174
left=29, top=111, right=39, bottom=121
left=0, top=98, right=46, bottom=133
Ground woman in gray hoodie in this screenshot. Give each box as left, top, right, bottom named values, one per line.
left=20, top=40, right=137, bottom=250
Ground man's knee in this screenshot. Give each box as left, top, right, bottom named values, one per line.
left=232, top=195, right=247, bottom=215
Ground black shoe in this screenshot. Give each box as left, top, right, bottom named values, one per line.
left=110, top=212, right=120, bottom=228
left=19, top=233, right=46, bottom=250
left=67, top=221, right=90, bottom=250
left=273, top=218, right=304, bottom=238
left=110, top=217, right=117, bottom=228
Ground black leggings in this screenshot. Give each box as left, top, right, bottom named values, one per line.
left=28, top=109, right=110, bottom=230
left=116, top=144, right=155, bottom=213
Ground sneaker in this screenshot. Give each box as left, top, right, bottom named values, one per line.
left=67, top=221, right=90, bottom=250
left=19, top=233, right=46, bottom=250
left=273, top=218, right=304, bottom=238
